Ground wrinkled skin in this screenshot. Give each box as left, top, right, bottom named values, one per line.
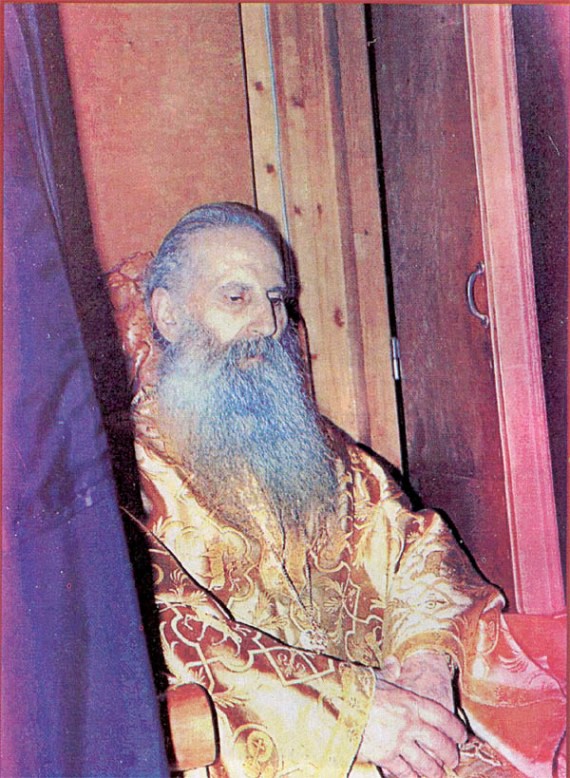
left=358, top=650, right=466, bottom=778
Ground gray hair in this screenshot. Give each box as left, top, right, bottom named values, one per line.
left=144, top=202, right=290, bottom=306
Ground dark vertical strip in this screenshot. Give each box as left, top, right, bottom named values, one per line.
left=2, top=6, right=169, bottom=775
left=364, top=4, right=411, bottom=486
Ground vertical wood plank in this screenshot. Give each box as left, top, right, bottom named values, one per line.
left=512, top=5, right=568, bottom=575
left=244, top=4, right=401, bottom=462
left=334, top=6, right=400, bottom=465
left=252, top=4, right=364, bottom=439
left=464, top=5, right=564, bottom=613
left=241, top=4, right=287, bottom=237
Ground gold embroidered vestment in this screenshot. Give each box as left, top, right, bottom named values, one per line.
left=133, top=400, right=565, bottom=777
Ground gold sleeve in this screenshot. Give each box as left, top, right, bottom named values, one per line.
left=347, top=445, right=501, bottom=667
left=350, top=446, right=566, bottom=777
left=381, top=506, right=503, bottom=667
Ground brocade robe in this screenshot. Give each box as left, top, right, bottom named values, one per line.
left=132, top=393, right=565, bottom=778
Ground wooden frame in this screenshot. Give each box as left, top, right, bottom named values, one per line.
left=464, top=5, right=564, bottom=614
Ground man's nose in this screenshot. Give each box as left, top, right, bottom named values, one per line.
left=248, top=297, right=278, bottom=338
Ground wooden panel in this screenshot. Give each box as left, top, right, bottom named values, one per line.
left=60, top=3, right=254, bottom=269
left=262, top=4, right=364, bottom=439
left=334, top=6, right=400, bottom=465
left=464, top=5, right=564, bottom=613
left=370, top=5, right=516, bottom=604
left=241, top=4, right=287, bottom=235
left=243, top=4, right=400, bottom=463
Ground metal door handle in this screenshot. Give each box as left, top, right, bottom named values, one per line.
left=466, top=262, right=489, bottom=328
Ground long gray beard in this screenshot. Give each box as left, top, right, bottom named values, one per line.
left=155, top=321, right=338, bottom=534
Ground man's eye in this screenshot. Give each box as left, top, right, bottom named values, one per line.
left=227, top=294, right=244, bottom=303
left=269, top=296, right=284, bottom=307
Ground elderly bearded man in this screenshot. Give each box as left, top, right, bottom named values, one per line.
left=126, top=202, right=564, bottom=778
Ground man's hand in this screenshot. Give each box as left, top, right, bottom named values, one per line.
left=357, top=673, right=466, bottom=778
left=383, top=650, right=455, bottom=712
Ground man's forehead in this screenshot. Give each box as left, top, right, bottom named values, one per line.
left=183, top=225, right=285, bottom=282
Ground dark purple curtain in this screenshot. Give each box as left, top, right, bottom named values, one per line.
left=2, top=5, right=169, bottom=775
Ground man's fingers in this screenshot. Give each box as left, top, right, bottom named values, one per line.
left=384, top=755, right=419, bottom=778
left=360, top=679, right=466, bottom=772
left=416, top=697, right=467, bottom=746
left=415, top=726, right=461, bottom=770
left=402, top=742, right=445, bottom=778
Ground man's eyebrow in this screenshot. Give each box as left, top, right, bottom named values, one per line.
left=218, top=282, right=251, bottom=292
left=216, top=282, right=287, bottom=296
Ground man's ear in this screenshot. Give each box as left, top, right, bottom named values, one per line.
left=150, top=287, right=183, bottom=343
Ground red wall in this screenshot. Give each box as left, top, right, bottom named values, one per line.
left=60, top=4, right=254, bottom=269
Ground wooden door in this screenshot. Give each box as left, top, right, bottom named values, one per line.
left=369, top=4, right=564, bottom=613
